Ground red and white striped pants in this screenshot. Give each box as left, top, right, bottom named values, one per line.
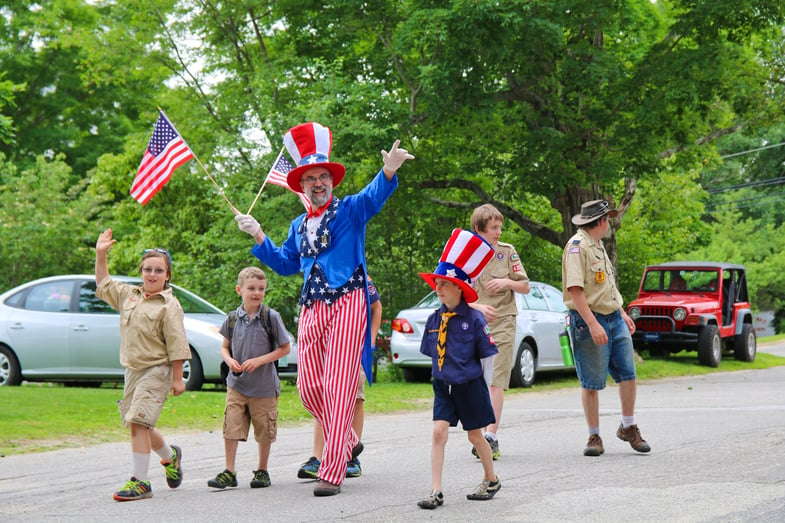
left=297, top=288, right=366, bottom=485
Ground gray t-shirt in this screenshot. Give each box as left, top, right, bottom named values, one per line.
left=219, top=304, right=288, bottom=398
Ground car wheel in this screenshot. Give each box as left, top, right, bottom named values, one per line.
left=402, top=367, right=431, bottom=383
left=733, top=324, right=756, bottom=362
left=183, top=351, right=204, bottom=391
left=0, top=345, right=22, bottom=386
left=697, top=325, right=721, bottom=367
left=510, top=342, right=536, bottom=388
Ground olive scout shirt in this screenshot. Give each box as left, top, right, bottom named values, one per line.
left=474, top=241, right=529, bottom=317
left=96, top=276, right=191, bottom=371
left=562, top=228, right=624, bottom=315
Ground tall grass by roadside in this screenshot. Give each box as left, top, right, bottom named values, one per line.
left=1, top=349, right=783, bottom=456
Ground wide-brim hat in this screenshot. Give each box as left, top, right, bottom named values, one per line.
left=283, top=122, right=346, bottom=193
left=419, top=228, right=495, bottom=303
left=571, top=199, right=618, bottom=225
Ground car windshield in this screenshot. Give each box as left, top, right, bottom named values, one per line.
left=413, top=291, right=441, bottom=309
left=642, top=269, right=720, bottom=292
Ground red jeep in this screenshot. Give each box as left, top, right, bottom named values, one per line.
left=626, top=262, right=756, bottom=367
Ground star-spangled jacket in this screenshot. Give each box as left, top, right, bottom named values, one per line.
left=250, top=168, right=398, bottom=383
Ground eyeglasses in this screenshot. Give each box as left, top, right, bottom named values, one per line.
left=142, top=267, right=167, bottom=275
left=301, top=173, right=332, bottom=185
left=143, top=248, right=172, bottom=267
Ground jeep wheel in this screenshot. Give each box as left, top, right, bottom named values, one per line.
left=697, top=325, right=721, bottom=367
left=733, top=324, right=757, bottom=362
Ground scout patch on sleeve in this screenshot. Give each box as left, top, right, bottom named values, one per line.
left=483, top=324, right=491, bottom=336
left=510, top=252, right=520, bottom=261
left=512, top=263, right=522, bottom=272
left=569, top=246, right=580, bottom=254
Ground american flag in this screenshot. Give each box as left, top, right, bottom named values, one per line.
left=265, top=150, right=310, bottom=210
left=131, top=112, right=194, bottom=205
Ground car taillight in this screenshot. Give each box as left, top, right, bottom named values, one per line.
left=392, top=318, right=414, bottom=334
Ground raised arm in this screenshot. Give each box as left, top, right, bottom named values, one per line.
left=95, top=228, right=117, bottom=284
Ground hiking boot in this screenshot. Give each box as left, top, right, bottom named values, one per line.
left=616, top=424, right=651, bottom=453
left=113, top=477, right=152, bottom=501
left=471, top=435, right=500, bottom=460
left=250, top=469, right=271, bottom=488
left=297, top=456, right=321, bottom=479
left=346, top=458, right=362, bottom=478
left=466, top=476, right=501, bottom=501
left=583, top=434, right=605, bottom=456
left=160, top=445, right=183, bottom=489
left=207, top=469, right=238, bottom=489
left=417, top=489, right=444, bottom=509
left=313, top=479, right=341, bottom=496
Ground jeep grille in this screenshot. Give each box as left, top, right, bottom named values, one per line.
left=636, top=306, right=675, bottom=331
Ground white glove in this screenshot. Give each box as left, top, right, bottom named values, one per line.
left=381, top=139, right=415, bottom=174
left=235, top=214, right=261, bottom=237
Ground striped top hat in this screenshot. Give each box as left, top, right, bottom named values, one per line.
left=283, top=122, right=346, bottom=193
left=419, top=228, right=495, bottom=303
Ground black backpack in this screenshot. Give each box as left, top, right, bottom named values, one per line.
left=225, top=304, right=278, bottom=367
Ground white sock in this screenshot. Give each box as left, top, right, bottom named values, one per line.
left=155, top=444, right=173, bottom=462
left=484, top=432, right=497, bottom=441
left=622, top=416, right=634, bottom=428
left=132, top=452, right=151, bottom=481
left=589, top=426, right=600, bottom=436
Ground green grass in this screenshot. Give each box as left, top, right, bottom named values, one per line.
left=2, top=343, right=784, bottom=456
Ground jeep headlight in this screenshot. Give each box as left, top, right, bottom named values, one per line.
left=673, top=308, right=687, bottom=321
left=628, top=307, right=640, bottom=321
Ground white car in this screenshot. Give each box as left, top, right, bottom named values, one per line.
left=390, top=281, right=573, bottom=386
left=0, top=274, right=228, bottom=390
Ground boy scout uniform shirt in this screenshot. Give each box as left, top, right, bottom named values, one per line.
left=474, top=241, right=529, bottom=317
left=96, top=276, right=191, bottom=371
left=562, top=228, right=624, bottom=315
left=219, top=305, right=288, bottom=398
left=418, top=301, right=498, bottom=385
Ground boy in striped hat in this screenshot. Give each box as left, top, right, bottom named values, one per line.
left=416, top=228, right=501, bottom=509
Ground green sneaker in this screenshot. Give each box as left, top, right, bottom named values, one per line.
left=250, top=469, right=271, bottom=488
left=345, top=458, right=362, bottom=478
left=297, top=456, right=320, bottom=479
left=113, top=477, right=153, bottom=501
left=471, top=435, right=500, bottom=460
left=161, top=445, right=183, bottom=488
left=207, top=469, right=238, bottom=489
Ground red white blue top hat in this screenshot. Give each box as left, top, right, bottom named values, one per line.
left=283, top=122, right=346, bottom=193
left=419, top=228, right=495, bottom=303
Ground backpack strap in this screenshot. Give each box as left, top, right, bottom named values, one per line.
left=226, top=310, right=237, bottom=357
left=226, top=307, right=278, bottom=364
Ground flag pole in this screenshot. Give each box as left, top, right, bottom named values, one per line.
left=247, top=145, right=287, bottom=215
left=157, top=107, right=240, bottom=215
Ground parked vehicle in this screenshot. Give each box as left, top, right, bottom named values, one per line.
left=0, top=274, right=300, bottom=390
left=390, top=281, right=573, bottom=386
left=626, top=261, right=756, bottom=367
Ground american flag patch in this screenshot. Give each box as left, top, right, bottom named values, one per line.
left=570, top=246, right=580, bottom=254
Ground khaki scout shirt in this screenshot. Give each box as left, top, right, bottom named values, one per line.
left=561, top=228, right=623, bottom=315
left=96, top=276, right=191, bottom=371
left=474, top=241, right=529, bottom=317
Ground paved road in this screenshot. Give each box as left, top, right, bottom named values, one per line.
left=2, top=344, right=784, bottom=522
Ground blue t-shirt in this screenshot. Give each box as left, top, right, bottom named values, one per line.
left=419, top=300, right=497, bottom=385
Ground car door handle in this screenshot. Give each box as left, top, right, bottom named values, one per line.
left=9, top=322, right=23, bottom=330
left=72, top=325, right=89, bottom=332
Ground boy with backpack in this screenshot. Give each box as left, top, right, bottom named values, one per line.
left=208, top=266, right=291, bottom=489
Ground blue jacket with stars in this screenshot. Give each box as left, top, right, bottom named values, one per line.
left=250, top=168, right=398, bottom=383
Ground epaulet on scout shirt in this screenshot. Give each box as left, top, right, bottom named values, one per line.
left=569, top=238, right=581, bottom=254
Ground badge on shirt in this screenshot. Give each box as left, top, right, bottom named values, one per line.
left=569, top=246, right=580, bottom=254
left=595, top=271, right=606, bottom=284
left=461, top=321, right=470, bottom=331
left=483, top=324, right=491, bottom=336
left=512, top=263, right=522, bottom=272
left=511, top=253, right=519, bottom=261
left=496, top=252, right=505, bottom=261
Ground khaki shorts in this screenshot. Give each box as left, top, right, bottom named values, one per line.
left=223, top=387, right=278, bottom=444
left=118, top=364, right=172, bottom=429
left=356, top=367, right=366, bottom=401
left=490, top=315, right=516, bottom=389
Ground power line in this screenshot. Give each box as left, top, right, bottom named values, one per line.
left=720, top=140, right=785, bottom=159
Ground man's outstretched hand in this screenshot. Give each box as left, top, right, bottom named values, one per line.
left=382, top=139, right=415, bottom=177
